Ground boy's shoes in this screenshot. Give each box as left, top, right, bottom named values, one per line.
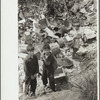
left=30, top=92, right=35, bottom=97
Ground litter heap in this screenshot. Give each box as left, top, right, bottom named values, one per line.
left=18, top=0, right=97, bottom=94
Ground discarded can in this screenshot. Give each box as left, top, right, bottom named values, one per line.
left=49, top=43, right=60, bottom=55
left=19, top=44, right=28, bottom=54
left=56, top=38, right=65, bottom=48
left=39, top=18, right=48, bottom=29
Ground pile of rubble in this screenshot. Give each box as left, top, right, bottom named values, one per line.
left=18, top=0, right=97, bottom=96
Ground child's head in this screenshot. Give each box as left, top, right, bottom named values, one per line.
left=43, top=45, right=51, bottom=56
left=27, top=45, right=34, bottom=55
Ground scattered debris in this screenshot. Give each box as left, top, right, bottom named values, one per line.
left=49, top=42, right=60, bottom=55
left=18, top=0, right=97, bottom=99
left=79, top=27, right=96, bottom=40
left=76, top=46, right=88, bottom=56
left=57, top=37, right=65, bottom=48
left=44, top=27, right=59, bottom=38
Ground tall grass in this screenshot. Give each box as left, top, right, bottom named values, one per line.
left=71, top=71, right=97, bottom=100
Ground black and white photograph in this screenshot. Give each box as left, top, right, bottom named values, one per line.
left=18, top=0, right=98, bottom=100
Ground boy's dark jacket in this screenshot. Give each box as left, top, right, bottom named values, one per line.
left=24, top=54, right=39, bottom=76
left=43, top=53, right=57, bottom=75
